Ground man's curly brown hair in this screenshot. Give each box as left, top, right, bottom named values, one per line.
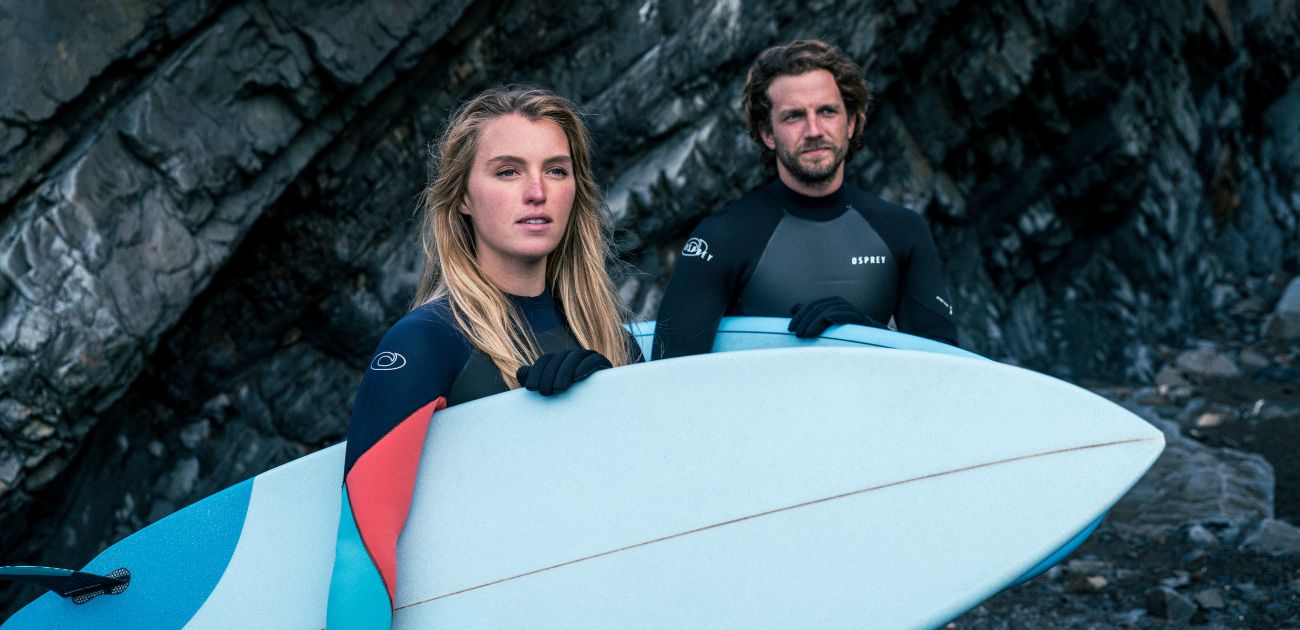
left=742, top=39, right=872, bottom=168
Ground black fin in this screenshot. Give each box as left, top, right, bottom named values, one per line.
left=0, top=565, right=130, bottom=604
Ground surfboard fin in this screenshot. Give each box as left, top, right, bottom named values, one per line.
left=0, top=565, right=130, bottom=604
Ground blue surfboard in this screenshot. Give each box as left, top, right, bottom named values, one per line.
left=2, top=321, right=1163, bottom=629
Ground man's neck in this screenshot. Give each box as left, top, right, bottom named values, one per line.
left=776, top=165, right=844, bottom=197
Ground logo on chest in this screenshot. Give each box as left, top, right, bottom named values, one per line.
left=850, top=255, right=888, bottom=265
left=682, top=237, right=713, bottom=261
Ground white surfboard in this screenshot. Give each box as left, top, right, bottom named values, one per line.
left=5, top=342, right=1164, bottom=629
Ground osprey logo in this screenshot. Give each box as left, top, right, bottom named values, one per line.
left=682, top=237, right=713, bottom=261
left=370, top=351, right=407, bottom=371
left=935, top=295, right=953, bottom=316
left=851, top=255, right=887, bottom=265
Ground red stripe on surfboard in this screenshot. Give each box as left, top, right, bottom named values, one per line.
left=396, top=436, right=1160, bottom=610
left=346, top=396, right=446, bottom=605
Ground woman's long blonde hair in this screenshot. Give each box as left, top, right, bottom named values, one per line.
left=413, top=85, right=631, bottom=387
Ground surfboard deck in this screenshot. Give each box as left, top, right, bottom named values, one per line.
left=630, top=317, right=1096, bottom=585
left=3, top=323, right=1164, bottom=629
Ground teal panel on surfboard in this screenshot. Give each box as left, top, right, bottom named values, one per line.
left=3, top=324, right=1164, bottom=629
left=3, top=480, right=252, bottom=628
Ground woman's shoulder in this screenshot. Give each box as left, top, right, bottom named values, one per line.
left=375, top=297, right=470, bottom=356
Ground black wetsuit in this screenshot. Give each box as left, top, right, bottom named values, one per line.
left=653, top=179, right=957, bottom=359
left=328, top=290, right=641, bottom=628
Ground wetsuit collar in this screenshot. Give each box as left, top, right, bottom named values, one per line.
left=764, top=178, right=854, bottom=221
left=506, top=286, right=553, bottom=309
left=506, top=287, right=562, bottom=330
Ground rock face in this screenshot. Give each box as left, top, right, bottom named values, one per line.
left=1263, top=277, right=1300, bottom=339
left=1, top=0, right=1298, bottom=618
left=1110, top=412, right=1274, bottom=532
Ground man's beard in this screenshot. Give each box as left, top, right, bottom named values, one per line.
left=775, top=139, right=847, bottom=186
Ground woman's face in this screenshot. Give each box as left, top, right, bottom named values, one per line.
left=461, top=114, right=575, bottom=283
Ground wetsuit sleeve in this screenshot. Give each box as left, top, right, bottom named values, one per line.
left=328, top=312, right=467, bottom=629
left=894, top=213, right=959, bottom=346
left=652, top=215, right=746, bottom=359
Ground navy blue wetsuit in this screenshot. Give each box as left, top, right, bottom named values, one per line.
left=653, top=179, right=957, bottom=359
left=328, top=290, right=641, bottom=628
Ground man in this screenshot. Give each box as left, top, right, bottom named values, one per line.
left=652, top=39, right=958, bottom=359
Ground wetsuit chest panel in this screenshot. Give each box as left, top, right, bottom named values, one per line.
left=739, top=210, right=899, bottom=322
left=446, top=327, right=582, bottom=406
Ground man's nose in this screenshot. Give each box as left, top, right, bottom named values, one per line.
left=802, top=113, right=824, bottom=138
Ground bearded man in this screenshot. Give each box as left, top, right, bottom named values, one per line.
left=653, top=39, right=959, bottom=359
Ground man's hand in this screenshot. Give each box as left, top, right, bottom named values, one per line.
left=516, top=349, right=612, bottom=396
left=788, top=296, right=883, bottom=338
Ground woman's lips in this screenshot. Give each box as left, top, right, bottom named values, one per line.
left=517, top=214, right=553, bottom=231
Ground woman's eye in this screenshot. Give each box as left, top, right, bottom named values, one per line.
left=547, top=167, right=569, bottom=177
left=496, top=167, right=519, bottom=177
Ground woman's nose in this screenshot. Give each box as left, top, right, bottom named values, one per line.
left=524, top=174, right=546, bottom=204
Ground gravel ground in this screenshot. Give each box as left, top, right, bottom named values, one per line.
left=951, top=305, right=1300, bottom=628
left=953, top=522, right=1300, bottom=628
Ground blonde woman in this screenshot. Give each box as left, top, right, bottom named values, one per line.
left=327, top=85, right=640, bottom=628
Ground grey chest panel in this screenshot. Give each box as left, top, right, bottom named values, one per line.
left=738, top=210, right=899, bottom=321
left=446, top=327, right=581, bottom=407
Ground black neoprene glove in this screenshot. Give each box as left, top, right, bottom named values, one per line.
left=516, top=349, right=612, bottom=396
left=788, top=296, right=884, bottom=338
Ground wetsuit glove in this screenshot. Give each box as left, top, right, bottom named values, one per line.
left=788, top=296, right=884, bottom=338
left=516, top=349, right=612, bottom=396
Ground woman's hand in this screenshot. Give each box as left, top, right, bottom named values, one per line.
left=516, top=349, right=612, bottom=396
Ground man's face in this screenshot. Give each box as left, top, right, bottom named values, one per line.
left=761, top=69, right=855, bottom=187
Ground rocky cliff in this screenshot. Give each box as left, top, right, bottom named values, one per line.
left=2, top=0, right=1298, bottom=619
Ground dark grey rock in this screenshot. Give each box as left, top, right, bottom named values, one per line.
left=1155, top=366, right=1191, bottom=388
left=1110, top=413, right=1274, bottom=530
left=1064, top=575, right=1108, bottom=594
left=1193, top=587, right=1226, bottom=610
left=1263, top=76, right=1300, bottom=167
left=1160, top=569, right=1192, bottom=590
left=1239, top=518, right=1300, bottom=556
left=1238, top=349, right=1272, bottom=372
left=1187, top=524, right=1220, bottom=548
left=1113, top=608, right=1148, bottom=626
left=1174, top=347, right=1243, bottom=379
left=1146, top=586, right=1197, bottom=623
left=1262, top=277, right=1300, bottom=340
left=1064, top=558, right=1110, bottom=575
left=178, top=420, right=210, bottom=451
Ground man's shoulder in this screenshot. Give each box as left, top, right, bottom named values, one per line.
left=701, top=183, right=784, bottom=225
left=846, top=186, right=928, bottom=228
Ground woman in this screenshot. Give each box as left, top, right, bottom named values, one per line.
left=327, top=85, right=639, bottom=628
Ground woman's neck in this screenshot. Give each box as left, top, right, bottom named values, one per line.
left=479, top=254, right=548, bottom=297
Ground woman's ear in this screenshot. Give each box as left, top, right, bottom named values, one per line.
left=458, top=199, right=471, bottom=216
